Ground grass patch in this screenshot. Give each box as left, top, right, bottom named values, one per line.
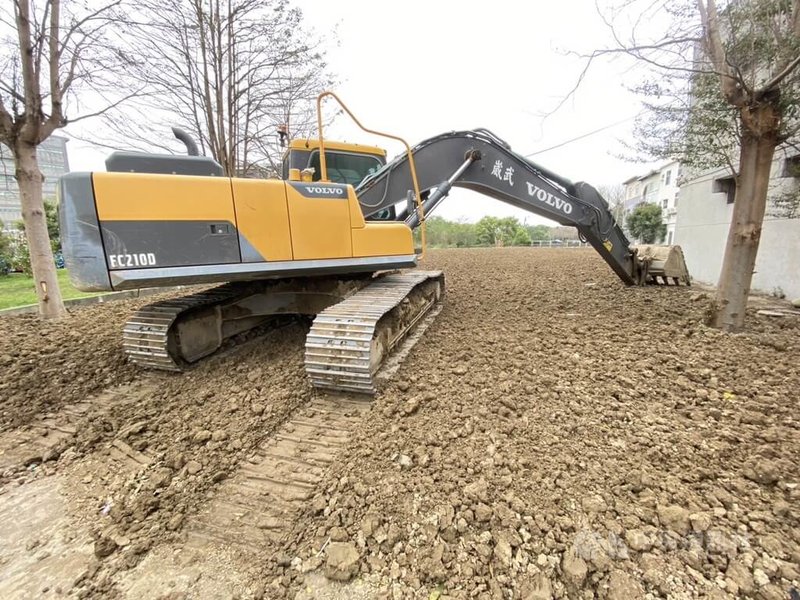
left=0, top=270, right=101, bottom=310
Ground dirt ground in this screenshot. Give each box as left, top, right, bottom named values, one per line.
left=0, top=248, right=797, bottom=600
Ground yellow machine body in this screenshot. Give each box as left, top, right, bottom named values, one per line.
left=59, top=139, right=414, bottom=292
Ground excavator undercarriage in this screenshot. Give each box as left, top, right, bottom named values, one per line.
left=122, top=271, right=444, bottom=393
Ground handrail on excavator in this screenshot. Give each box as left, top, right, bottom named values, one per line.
left=315, top=91, right=427, bottom=260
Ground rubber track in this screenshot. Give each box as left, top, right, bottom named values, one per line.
left=122, top=284, right=246, bottom=371
left=304, top=270, right=443, bottom=394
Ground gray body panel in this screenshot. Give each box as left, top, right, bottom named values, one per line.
left=58, top=173, right=112, bottom=292
left=108, top=255, right=418, bottom=290
left=100, top=220, right=242, bottom=269
left=105, top=151, right=224, bottom=176
left=356, top=130, right=638, bottom=285
left=239, top=234, right=267, bottom=263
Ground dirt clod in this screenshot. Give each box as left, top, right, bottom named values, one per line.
left=562, top=548, right=588, bottom=586
left=606, top=569, right=644, bottom=599
left=324, top=542, right=359, bottom=582
left=657, top=504, right=691, bottom=535
left=192, top=430, right=213, bottom=444
left=93, top=536, right=118, bottom=559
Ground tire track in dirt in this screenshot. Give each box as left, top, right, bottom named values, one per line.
left=0, top=290, right=203, bottom=432
left=186, top=394, right=370, bottom=551
left=0, top=383, right=155, bottom=474
left=113, top=309, right=443, bottom=598
left=0, top=383, right=163, bottom=600
left=112, top=393, right=370, bottom=598
left=0, top=477, right=94, bottom=599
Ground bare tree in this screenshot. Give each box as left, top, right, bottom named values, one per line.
left=104, top=0, right=333, bottom=177
left=252, top=62, right=336, bottom=177
left=597, top=183, right=626, bottom=224
left=0, top=0, right=134, bottom=318
left=570, top=0, right=800, bottom=331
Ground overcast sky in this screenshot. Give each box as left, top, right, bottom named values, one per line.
left=66, top=0, right=663, bottom=225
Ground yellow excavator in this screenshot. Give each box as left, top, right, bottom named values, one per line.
left=59, top=93, right=689, bottom=394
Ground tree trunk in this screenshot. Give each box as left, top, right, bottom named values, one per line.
left=710, top=126, right=778, bottom=332
left=15, top=142, right=67, bottom=319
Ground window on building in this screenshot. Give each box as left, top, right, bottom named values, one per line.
left=713, top=176, right=736, bottom=204
left=674, top=192, right=679, bottom=207
left=783, top=155, right=800, bottom=177
left=664, top=169, right=672, bottom=186
left=662, top=198, right=668, bottom=209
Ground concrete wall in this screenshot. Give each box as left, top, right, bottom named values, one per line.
left=675, top=165, right=800, bottom=299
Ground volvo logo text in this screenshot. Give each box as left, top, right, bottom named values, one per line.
left=304, top=186, right=344, bottom=196
left=526, top=182, right=573, bottom=215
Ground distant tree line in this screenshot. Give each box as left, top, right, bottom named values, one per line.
left=416, top=216, right=576, bottom=248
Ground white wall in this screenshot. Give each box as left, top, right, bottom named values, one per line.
left=622, top=160, right=681, bottom=243
left=675, top=166, right=800, bottom=299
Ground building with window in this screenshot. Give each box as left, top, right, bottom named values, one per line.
left=621, top=160, right=681, bottom=244
left=0, top=136, right=70, bottom=229
left=674, top=155, right=800, bottom=299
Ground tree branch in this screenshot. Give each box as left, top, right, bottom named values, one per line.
left=32, top=0, right=50, bottom=98
left=58, top=90, right=143, bottom=126
left=57, top=0, right=121, bottom=56
left=0, top=96, right=15, bottom=144
left=759, top=53, right=800, bottom=94
left=46, top=0, right=63, bottom=132
left=15, top=0, right=42, bottom=141
left=698, top=0, right=747, bottom=106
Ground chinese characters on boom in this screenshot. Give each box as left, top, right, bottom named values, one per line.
left=490, top=157, right=574, bottom=215
left=490, top=159, right=515, bottom=186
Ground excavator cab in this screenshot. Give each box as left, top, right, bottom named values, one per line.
left=280, top=139, right=395, bottom=220
left=280, top=139, right=386, bottom=185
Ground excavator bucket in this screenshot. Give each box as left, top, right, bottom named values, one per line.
left=633, top=245, right=691, bottom=286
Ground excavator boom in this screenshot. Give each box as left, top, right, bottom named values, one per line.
left=356, top=130, right=689, bottom=286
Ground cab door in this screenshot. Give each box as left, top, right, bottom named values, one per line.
left=285, top=181, right=352, bottom=260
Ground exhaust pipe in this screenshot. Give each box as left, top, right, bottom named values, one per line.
left=171, top=127, right=199, bottom=156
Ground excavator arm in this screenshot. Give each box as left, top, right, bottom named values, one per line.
left=355, top=129, right=686, bottom=286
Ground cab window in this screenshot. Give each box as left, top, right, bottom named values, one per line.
left=308, top=150, right=383, bottom=186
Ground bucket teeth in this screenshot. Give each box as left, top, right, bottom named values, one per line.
left=633, top=245, right=691, bottom=286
